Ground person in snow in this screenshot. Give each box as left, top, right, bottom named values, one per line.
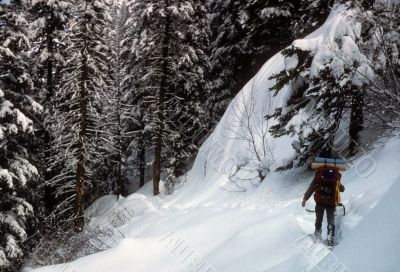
left=302, top=167, right=345, bottom=246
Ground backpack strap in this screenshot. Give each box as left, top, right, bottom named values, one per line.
left=336, top=181, right=341, bottom=205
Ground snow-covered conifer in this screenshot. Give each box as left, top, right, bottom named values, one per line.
left=126, top=0, right=210, bottom=194
left=0, top=1, right=41, bottom=270
left=207, top=0, right=332, bottom=127
left=46, top=0, right=110, bottom=229
left=98, top=0, right=132, bottom=196
left=358, top=2, right=400, bottom=128
left=268, top=14, right=374, bottom=168
left=28, top=0, right=71, bottom=214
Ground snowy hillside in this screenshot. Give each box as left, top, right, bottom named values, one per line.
left=29, top=4, right=400, bottom=272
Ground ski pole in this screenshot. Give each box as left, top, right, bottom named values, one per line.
left=337, top=203, right=346, bottom=216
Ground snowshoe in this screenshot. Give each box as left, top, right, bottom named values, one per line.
left=324, top=239, right=337, bottom=250
left=313, top=229, right=322, bottom=242
left=308, top=232, right=322, bottom=243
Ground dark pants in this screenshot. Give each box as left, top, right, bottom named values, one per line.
left=315, top=203, right=335, bottom=240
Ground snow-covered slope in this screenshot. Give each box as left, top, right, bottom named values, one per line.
left=30, top=4, right=400, bottom=272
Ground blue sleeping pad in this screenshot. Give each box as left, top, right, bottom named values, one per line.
left=315, top=157, right=346, bottom=165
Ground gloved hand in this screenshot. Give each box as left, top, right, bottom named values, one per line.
left=302, top=199, right=306, bottom=207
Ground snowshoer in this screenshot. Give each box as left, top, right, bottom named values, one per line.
left=302, top=167, right=345, bottom=246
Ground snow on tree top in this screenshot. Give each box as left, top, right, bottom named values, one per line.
left=0, top=169, right=13, bottom=189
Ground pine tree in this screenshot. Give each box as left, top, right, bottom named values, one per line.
left=128, top=0, right=210, bottom=194
left=207, top=0, right=333, bottom=127
left=268, top=33, right=372, bottom=168
left=357, top=1, right=400, bottom=127
left=29, top=0, right=70, bottom=101
left=47, top=0, right=110, bottom=229
left=149, top=0, right=171, bottom=196
left=0, top=1, right=41, bottom=270
left=29, top=0, right=71, bottom=214
left=121, top=0, right=150, bottom=191
left=99, top=0, right=131, bottom=196
left=162, top=0, right=211, bottom=191
left=207, top=0, right=246, bottom=122
left=291, top=0, right=334, bottom=38
left=239, top=0, right=294, bottom=71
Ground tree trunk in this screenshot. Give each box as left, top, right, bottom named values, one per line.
left=116, top=156, right=123, bottom=196
left=44, top=10, right=56, bottom=213
left=46, top=11, right=54, bottom=100
left=349, top=90, right=364, bottom=155
left=115, top=27, right=126, bottom=197
left=152, top=0, right=171, bottom=196
left=75, top=154, right=85, bottom=231
left=115, top=90, right=124, bottom=196
left=139, top=118, right=146, bottom=187
left=75, top=61, right=87, bottom=230
left=75, top=10, right=89, bottom=230
left=44, top=128, right=56, bottom=213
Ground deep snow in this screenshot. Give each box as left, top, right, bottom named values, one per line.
left=30, top=4, right=400, bottom=272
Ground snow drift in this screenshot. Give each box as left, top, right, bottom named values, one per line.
left=30, top=4, right=400, bottom=272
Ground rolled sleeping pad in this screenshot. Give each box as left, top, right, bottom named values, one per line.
left=315, top=157, right=346, bottom=165
left=311, top=162, right=347, bottom=171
